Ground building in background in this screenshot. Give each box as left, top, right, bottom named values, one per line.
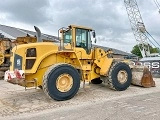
left=0, top=24, right=59, bottom=42
left=0, top=24, right=136, bottom=59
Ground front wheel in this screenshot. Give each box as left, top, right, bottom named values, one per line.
left=108, top=62, right=132, bottom=91
left=43, top=63, right=80, bottom=101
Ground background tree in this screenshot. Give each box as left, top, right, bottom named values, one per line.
left=131, top=45, right=142, bottom=57
left=150, top=47, right=160, bottom=53
left=131, top=44, right=159, bottom=57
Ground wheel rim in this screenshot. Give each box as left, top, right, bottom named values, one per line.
left=56, top=73, right=73, bottom=92
left=117, top=70, right=128, bottom=84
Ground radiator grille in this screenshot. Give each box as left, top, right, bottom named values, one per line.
left=25, top=59, right=36, bottom=69
left=25, top=48, right=36, bottom=69
left=26, top=48, right=36, bottom=57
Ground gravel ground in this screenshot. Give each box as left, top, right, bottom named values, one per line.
left=0, top=78, right=160, bottom=119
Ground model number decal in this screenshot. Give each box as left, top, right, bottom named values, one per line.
left=132, top=61, right=160, bottom=69
left=17, top=59, right=21, bottom=66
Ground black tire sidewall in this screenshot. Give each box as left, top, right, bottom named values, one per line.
left=47, top=65, right=80, bottom=101
left=111, top=63, right=132, bottom=91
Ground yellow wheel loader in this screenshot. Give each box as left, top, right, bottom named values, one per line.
left=4, top=25, right=154, bottom=101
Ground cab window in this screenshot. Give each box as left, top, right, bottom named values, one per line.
left=63, top=29, right=72, bottom=43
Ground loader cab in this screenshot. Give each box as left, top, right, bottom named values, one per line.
left=60, top=25, right=96, bottom=54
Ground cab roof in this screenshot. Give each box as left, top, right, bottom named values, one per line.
left=69, top=25, right=93, bottom=31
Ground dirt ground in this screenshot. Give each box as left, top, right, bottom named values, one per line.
left=0, top=78, right=160, bottom=119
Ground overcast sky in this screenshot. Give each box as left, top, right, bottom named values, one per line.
left=0, top=0, right=160, bottom=53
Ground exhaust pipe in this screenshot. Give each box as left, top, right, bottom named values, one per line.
left=34, top=26, right=42, bottom=42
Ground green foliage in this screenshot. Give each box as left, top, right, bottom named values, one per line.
left=131, top=45, right=142, bottom=57
left=150, top=47, right=160, bottom=53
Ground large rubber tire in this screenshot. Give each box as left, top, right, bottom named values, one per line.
left=43, top=63, right=80, bottom=101
left=91, top=78, right=103, bottom=84
left=108, top=62, right=132, bottom=91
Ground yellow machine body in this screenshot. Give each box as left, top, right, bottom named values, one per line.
left=10, top=42, right=113, bottom=87
left=6, top=24, right=151, bottom=101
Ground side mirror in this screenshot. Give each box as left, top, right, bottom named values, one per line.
left=92, top=31, right=96, bottom=38
left=92, top=30, right=96, bottom=43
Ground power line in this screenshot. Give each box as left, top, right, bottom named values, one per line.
left=154, top=0, right=160, bottom=13
left=146, top=30, right=160, bottom=47
left=156, top=0, right=160, bottom=7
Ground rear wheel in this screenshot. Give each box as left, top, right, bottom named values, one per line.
left=108, top=62, right=132, bottom=91
left=43, top=63, right=80, bottom=101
